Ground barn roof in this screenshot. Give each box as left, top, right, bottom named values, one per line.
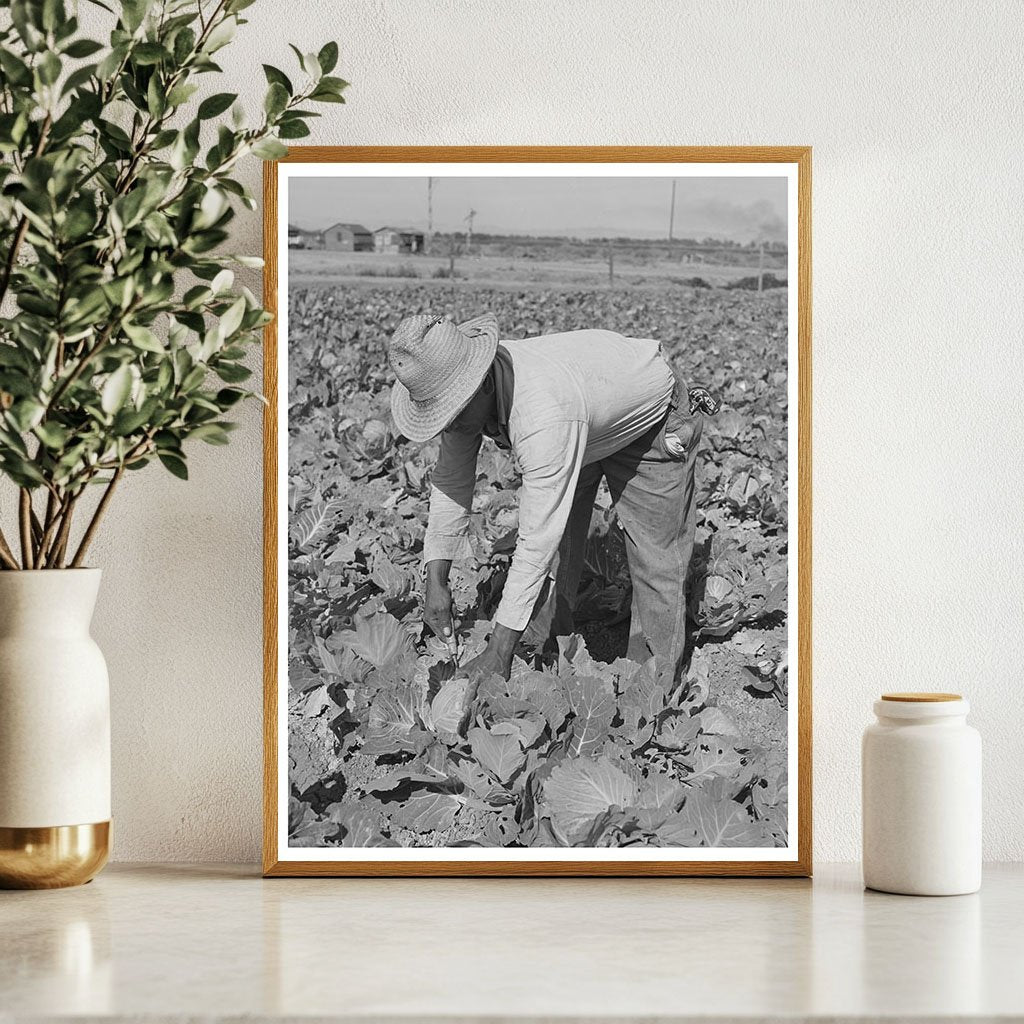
left=324, top=222, right=371, bottom=234
left=374, top=225, right=423, bottom=234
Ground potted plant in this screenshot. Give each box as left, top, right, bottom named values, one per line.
left=0, top=0, right=345, bottom=887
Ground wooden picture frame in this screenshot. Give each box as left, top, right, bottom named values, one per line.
left=263, top=146, right=812, bottom=877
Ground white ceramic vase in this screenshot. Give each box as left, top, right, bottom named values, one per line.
left=0, top=569, right=111, bottom=888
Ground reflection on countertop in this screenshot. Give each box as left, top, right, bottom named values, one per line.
left=1, top=862, right=1021, bottom=1020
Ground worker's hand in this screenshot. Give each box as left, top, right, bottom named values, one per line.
left=423, top=573, right=456, bottom=646
left=460, top=623, right=521, bottom=682
left=461, top=645, right=513, bottom=683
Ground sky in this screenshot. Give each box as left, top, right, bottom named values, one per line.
left=287, top=175, right=788, bottom=242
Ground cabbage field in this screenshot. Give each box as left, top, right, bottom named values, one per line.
left=286, top=281, right=791, bottom=850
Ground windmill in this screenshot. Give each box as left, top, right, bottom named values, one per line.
left=464, top=208, right=476, bottom=255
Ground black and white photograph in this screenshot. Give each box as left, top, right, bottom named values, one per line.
left=269, top=152, right=809, bottom=872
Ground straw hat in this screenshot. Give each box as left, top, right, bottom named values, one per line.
left=388, top=312, right=499, bottom=442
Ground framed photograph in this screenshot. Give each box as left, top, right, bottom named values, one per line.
left=263, top=147, right=811, bottom=876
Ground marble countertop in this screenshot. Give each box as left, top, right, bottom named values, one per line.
left=1, top=862, right=1021, bottom=1021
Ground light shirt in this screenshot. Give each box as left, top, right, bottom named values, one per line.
left=422, top=329, right=676, bottom=631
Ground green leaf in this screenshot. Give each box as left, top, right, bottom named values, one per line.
left=37, top=51, right=62, bottom=86
left=112, top=405, right=152, bottom=436
left=250, top=137, right=287, bottom=160
left=10, top=0, right=44, bottom=51
left=262, top=64, right=292, bottom=94
left=8, top=399, right=45, bottom=432
left=54, top=10, right=77, bottom=40
left=41, top=0, right=66, bottom=33
left=309, top=87, right=345, bottom=104
left=197, top=92, right=237, bottom=119
left=60, top=63, right=96, bottom=96
left=203, top=16, right=236, bottom=53
left=34, top=421, right=69, bottom=449
left=172, top=26, right=196, bottom=65
left=96, top=42, right=127, bottom=80
left=0, top=49, right=33, bottom=86
left=121, top=0, right=152, bottom=33
left=317, top=40, right=339, bottom=74
left=217, top=296, right=246, bottom=340
left=101, top=364, right=133, bottom=415
left=228, top=254, right=263, bottom=269
left=189, top=422, right=231, bottom=445
left=123, top=322, right=164, bottom=353
left=158, top=452, right=188, bottom=479
left=166, top=82, right=199, bottom=107
left=209, top=268, right=233, bottom=294
left=1, top=455, right=46, bottom=487
left=277, top=120, right=310, bottom=140
left=63, top=38, right=103, bottom=57
left=132, top=42, right=167, bottom=65
left=263, top=81, right=289, bottom=118
left=214, top=362, right=251, bottom=383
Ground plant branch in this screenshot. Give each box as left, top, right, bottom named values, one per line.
left=44, top=299, right=140, bottom=415
left=44, top=490, right=79, bottom=569
left=70, top=465, right=124, bottom=568
left=0, top=527, right=19, bottom=570
left=29, top=506, right=43, bottom=545
left=18, top=489, right=34, bottom=569
left=0, top=113, right=52, bottom=309
left=36, top=487, right=67, bottom=565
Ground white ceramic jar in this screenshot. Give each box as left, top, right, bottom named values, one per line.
left=862, top=692, right=981, bottom=896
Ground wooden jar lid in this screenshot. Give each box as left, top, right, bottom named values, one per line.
left=881, top=692, right=962, bottom=702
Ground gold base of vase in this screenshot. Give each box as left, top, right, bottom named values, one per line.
left=0, top=821, right=110, bottom=889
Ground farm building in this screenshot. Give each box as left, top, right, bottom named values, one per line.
left=287, top=224, right=324, bottom=249
left=373, top=226, right=426, bottom=254
left=322, top=223, right=374, bottom=251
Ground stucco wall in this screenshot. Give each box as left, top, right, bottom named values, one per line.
left=63, top=0, right=1024, bottom=862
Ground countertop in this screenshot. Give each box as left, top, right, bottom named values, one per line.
left=1, top=862, right=1022, bottom=1022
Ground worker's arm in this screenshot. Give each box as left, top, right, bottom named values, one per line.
left=463, top=419, right=589, bottom=680
left=422, top=429, right=482, bottom=642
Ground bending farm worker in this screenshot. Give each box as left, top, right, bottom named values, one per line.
left=387, top=312, right=717, bottom=686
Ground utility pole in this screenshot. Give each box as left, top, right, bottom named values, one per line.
left=464, top=208, right=476, bottom=255
left=669, top=179, right=676, bottom=243
left=757, top=237, right=765, bottom=293
left=427, top=178, right=434, bottom=238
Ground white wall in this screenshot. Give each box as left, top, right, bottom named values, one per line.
left=72, top=0, right=1023, bottom=862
